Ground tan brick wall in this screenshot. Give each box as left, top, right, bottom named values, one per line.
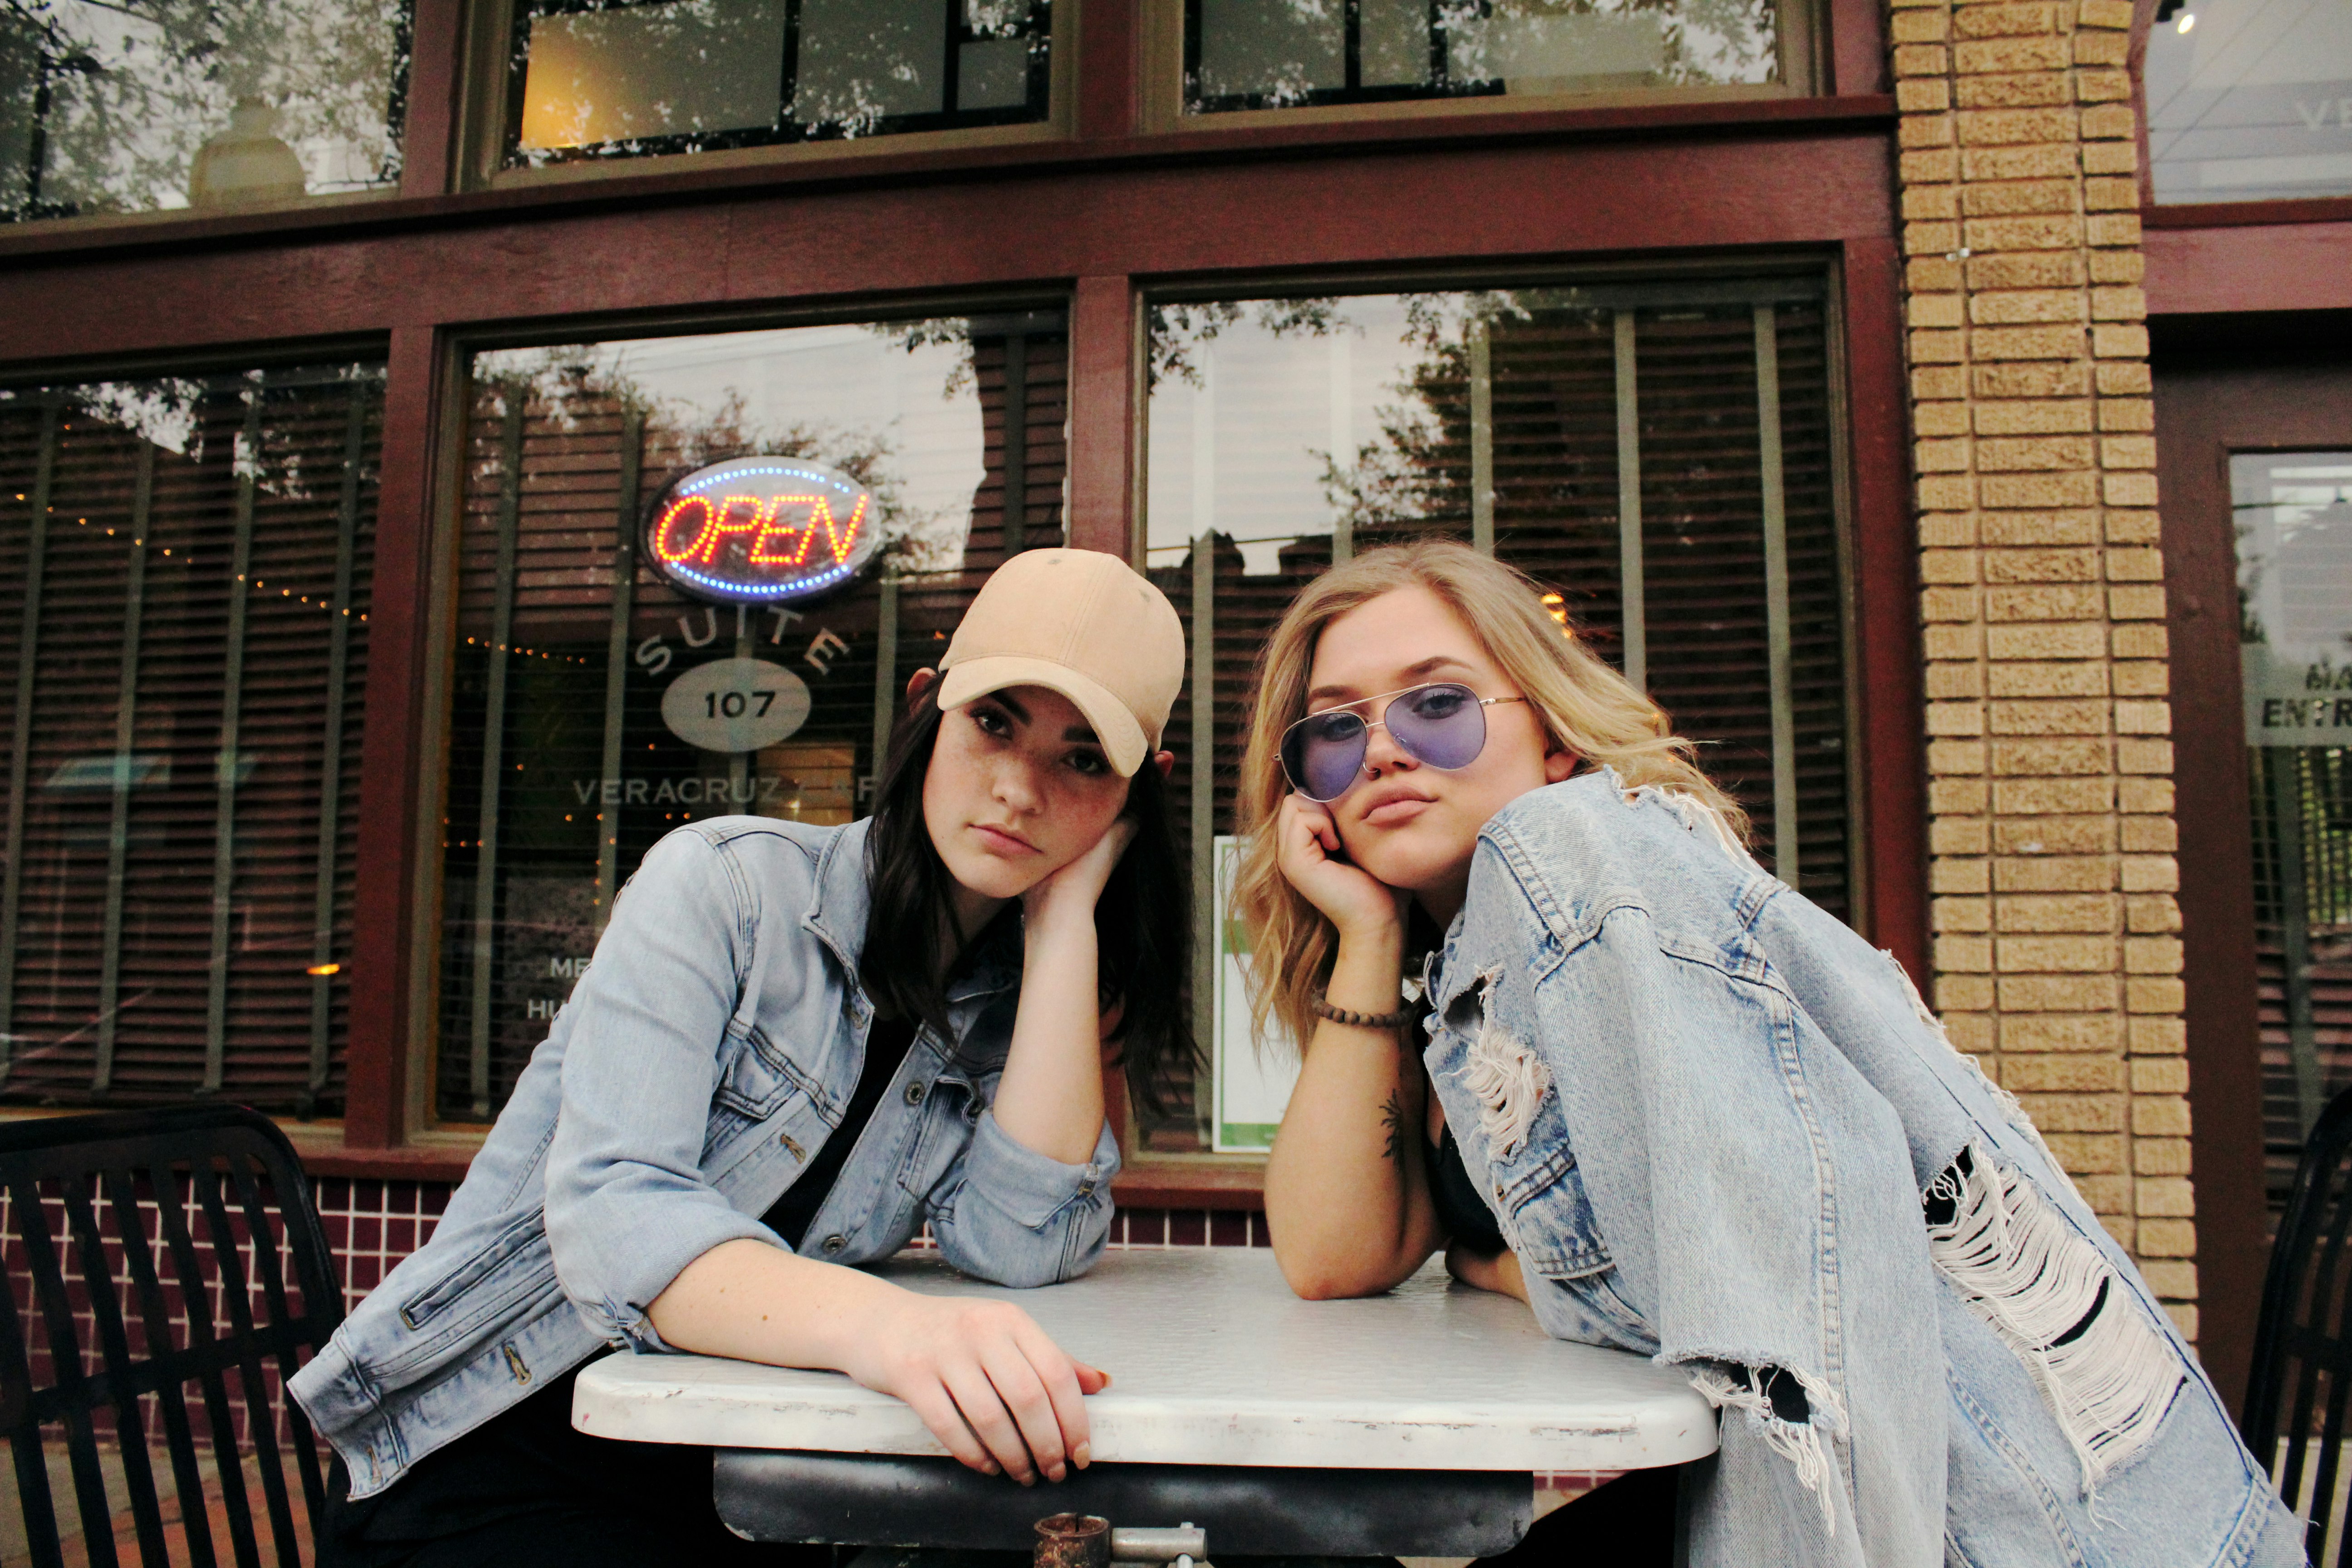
left=1890, top=0, right=2198, bottom=1340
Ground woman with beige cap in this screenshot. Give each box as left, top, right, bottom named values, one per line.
left=297, top=548, right=1191, bottom=1568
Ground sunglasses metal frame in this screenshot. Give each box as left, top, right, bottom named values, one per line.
left=1279, top=681, right=1529, bottom=802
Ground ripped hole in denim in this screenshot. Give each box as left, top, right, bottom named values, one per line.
left=1925, top=1145, right=2185, bottom=1500
left=1764, top=1364, right=1811, bottom=1422
left=1690, top=1361, right=1844, bottom=1531
left=1464, top=1012, right=1548, bottom=1161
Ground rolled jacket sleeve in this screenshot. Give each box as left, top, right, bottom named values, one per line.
left=543, top=829, right=785, bottom=1350
left=931, top=1111, right=1120, bottom=1288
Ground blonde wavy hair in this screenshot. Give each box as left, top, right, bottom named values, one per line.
left=1234, top=540, right=1747, bottom=1053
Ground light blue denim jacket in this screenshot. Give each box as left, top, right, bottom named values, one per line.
left=1425, top=775, right=2301, bottom=1568
left=290, top=816, right=1121, bottom=1499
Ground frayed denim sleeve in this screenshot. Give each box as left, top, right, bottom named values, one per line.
left=929, top=1113, right=1120, bottom=1288
left=542, top=829, right=784, bottom=1350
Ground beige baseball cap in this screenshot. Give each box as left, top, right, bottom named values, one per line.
left=936, top=549, right=1186, bottom=777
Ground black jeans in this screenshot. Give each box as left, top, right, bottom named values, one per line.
left=315, top=1358, right=832, bottom=1568
left=1480, top=1464, right=1680, bottom=1567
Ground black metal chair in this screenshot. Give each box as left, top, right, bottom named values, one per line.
left=2244, top=1083, right=2352, bottom=1568
left=0, top=1105, right=344, bottom=1567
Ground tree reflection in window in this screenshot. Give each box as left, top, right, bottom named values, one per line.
left=439, top=314, right=1067, bottom=1120
left=505, top=0, right=1050, bottom=167
left=1186, top=0, right=1779, bottom=114
left=0, top=0, right=410, bottom=223
left=1142, top=283, right=1850, bottom=1150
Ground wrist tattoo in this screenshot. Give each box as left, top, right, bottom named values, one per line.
left=1379, top=1090, right=1406, bottom=1165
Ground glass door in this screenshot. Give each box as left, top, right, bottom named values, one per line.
left=2234, top=450, right=2352, bottom=1206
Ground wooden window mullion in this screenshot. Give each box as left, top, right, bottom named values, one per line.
left=95, top=445, right=153, bottom=1096
left=0, top=397, right=59, bottom=1079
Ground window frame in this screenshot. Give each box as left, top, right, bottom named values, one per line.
left=460, top=0, right=1080, bottom=193
left=0, top=342, right=396, bottom=1118
left=408, top=290, right=1076, bottom=1136
left=2153, top=349, right=2352, bottom=1420
left=2130, top=1, right=2352, bottom=231
left=0, top=0, right=422, bottom=231
left=0, top=0, right=1893, bottom=259
left=1143, top=0, right=1823, bottom=132
left=1127, top=255, right=1868, bottom=1160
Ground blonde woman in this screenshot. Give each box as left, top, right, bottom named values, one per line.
left=1239, top=541, right=2297, bottom=1568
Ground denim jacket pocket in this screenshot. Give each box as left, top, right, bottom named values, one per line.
left=377, top=1212, right=564, bottom=1386
left=1497, top=1139, right=1614, bottom=1281
left=713, top=1024, right=805, bottom=1121
left=397, top=1208, right=543, bottom=1331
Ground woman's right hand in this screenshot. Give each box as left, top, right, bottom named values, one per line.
left=1275, top=793, right=1403, bottom=940
left=844, top=1289, right=1110, bottom=1485
left=1446, top=1240, right=1532, bottom=1306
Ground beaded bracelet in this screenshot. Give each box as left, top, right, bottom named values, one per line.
left=1309, top=992, right=1415, bottom=1030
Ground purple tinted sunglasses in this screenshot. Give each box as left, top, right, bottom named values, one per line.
left=1279, top=682, right=1529, bottom=803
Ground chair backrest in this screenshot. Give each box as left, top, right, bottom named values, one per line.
left=2244, top=1083, right=2352, bottom=1568
left=0, top=1105, right=344, bottom=1568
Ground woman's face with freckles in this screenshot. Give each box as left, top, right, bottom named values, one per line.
left=1303, top=585, right=1572, bottom=916
left=920, top=677, right=1132, bottom=907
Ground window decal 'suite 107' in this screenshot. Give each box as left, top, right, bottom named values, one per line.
left=642, top=456, right=881, bottom=605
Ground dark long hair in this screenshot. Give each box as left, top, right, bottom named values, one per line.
left=859, top=682, right=1192, bottom=1114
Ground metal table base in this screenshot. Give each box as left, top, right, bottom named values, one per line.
left=714, top=1449, right=1532, bottom=1556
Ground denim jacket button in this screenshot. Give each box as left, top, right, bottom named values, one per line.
left=823, top=1234, right=846, bottom=1254
left=903, top=1081, right=926, bottom=1105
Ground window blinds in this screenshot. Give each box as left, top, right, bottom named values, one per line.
left=0, top=369, right=380, bottom=1110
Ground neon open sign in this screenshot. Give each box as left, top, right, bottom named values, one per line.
left=643, top=456, right=881, bottom=605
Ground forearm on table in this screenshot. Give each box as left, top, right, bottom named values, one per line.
left=990, top=911, right=1110, bottom=1165
left=645, top=1236, right=904, bottom=1375
left=1264, top=925, right=1444, bottom=1298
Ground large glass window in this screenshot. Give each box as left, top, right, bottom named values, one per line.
left=504, top=0, right=1052, bottom=168
left=0, top=365, right=382, bottom=1109
left=1144, top=279, right=1851, bottom=1151
left=440, top=311, right=1065, bottom=1122
left=1184, top=0, right=1781, bottom=114
left=2147, top=0, right=2352, bottom=204
left=2235, top=451, right=2352, bottom=1211
left=0, top=0, right=411, bottom=223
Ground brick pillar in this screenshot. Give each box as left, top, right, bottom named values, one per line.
left=1891, top=0, right=2198, bottom=1338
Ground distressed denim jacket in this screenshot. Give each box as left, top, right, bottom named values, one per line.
left=290, top=817, right=1121, bottom=1500
left=1424, top=776, right=2302, bottom=1568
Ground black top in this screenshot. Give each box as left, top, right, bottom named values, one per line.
left=1426, top=1121, right=1507, bottom=1255
left=762, top=1013, right=921, bottom=1250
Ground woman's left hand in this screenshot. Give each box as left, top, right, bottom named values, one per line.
left=1020, top=816, right=1138, bottom=935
